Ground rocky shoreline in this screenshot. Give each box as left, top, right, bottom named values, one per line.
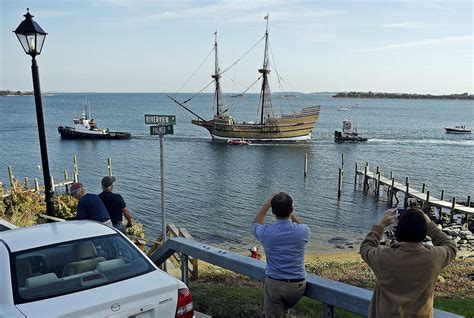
left=327, top=210, right=473, bottom=259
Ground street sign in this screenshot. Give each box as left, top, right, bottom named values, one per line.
left=150, top=125, right=174, bottom=135
left=145, top=114, right=176, bottom=125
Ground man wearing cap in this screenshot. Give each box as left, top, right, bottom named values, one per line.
left=98, top=176, right=133, bottom=233
left=252, top=192, right=310, bottom=318
left=70, top=182, right=111, bottom=226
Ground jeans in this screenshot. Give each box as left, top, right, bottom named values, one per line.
left=113, top=222, right=126, bottom=234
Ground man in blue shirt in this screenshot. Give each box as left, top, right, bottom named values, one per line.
left=70, top=182, right=112, bottom=226
left=252, top=192, right=310, bottom=318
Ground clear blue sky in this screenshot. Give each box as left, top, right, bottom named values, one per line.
left=1, top=0, right=472, bottom=94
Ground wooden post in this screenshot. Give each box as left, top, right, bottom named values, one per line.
left=34, top=178, right=39, bottom=191
left=421, top=183, right=426, bottom=193
left=363, top=164, right=368, bottom=192
left=375, top=166, right=380, bottom=196
left=64, top=170, right=70, bottom=193
left=450, top=197, right=456, bottom=221
left=51, top=176, right=56, bottom=192
left=24, top=177, right=29, bottom=188
left=467, top=195, right=471, bottom=207
left=354, top=162, right=358, bottom=185
left=389, top=177, right=395, bottom=206
left=108, top=157, right=113, bottom=176
left=8, top=166, right=14, bottom=187
left=426, top=190, right=430, bottom=203
left=0, top=182, right=4, bottom=213
left=304, top=153, right=308, bottom=178
left=404, top=177, right=409, bottom=209
left=390, top=171, right=393, bottom=179
left=341, top=153, right=344, bottom=174
left=73, top=155, right=78, bottom=182
left=338, top=168, right=343, bottom=198
left=440, top=190, right=445, bottom=201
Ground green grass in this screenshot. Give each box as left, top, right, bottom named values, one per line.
left=189, top=281, right=363, bottom=318
left=434, top=298, right=474, bottom=318
left=190, top=281, right=473, bottom=318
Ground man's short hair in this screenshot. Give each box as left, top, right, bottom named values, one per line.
left=271, top=192, right=293, bottom=218
left=395, top=208, right=427, bottom=242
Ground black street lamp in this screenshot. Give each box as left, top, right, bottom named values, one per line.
left=14, top=9, right=55, bottom=216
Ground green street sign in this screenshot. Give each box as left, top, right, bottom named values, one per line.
left=150, top=125, right=174, bottom=135
left=145, top=114, right=176, bottom=125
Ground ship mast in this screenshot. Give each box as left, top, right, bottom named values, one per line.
left=212, top=31, right=224, bottom=116
left=258, top=14, right=273, bottom=125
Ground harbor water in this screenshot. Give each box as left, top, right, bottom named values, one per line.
left=0, top=93, right=473, bottom=252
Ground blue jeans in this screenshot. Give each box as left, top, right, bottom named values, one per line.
left=113, top=222, right=126, bottom=234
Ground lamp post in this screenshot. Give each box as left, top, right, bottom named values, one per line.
left=14, top=9, right=55, bottom=216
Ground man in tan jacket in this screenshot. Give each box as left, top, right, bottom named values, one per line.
left=360, top=208, right=456, bottom=317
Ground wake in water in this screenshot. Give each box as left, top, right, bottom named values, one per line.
left=368, top=138, right=474, bottom=146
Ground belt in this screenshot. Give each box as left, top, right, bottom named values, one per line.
left=267, top=276, right=305, bottom=283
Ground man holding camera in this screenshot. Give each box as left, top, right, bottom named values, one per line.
left=360, top=208, right=456, bottom=317
left=252, top=192, right=310, bottom=318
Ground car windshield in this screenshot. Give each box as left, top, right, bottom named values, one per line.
left=12, top=233, right=154, bottom=304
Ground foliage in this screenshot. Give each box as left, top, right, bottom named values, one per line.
left=1, top=183, right=145, bottom=240
left=126, top=222, right=145, bottom=238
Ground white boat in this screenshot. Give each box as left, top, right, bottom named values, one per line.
left=444, top=125, right=471, bottom=134
left=334, top=119, right=368, bottom=143
left=337, top=106, right=351, bottom=111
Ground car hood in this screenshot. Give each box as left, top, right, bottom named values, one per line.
left=15, top=270, right=181, bottom=318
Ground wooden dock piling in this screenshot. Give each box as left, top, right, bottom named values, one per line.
left=8, top=166, right=14, bottom=187
left=304, top=153, right=308, bottom=178
left=354, top=162, right=358, bottom=185
left=108, top=157, right=113, bottom=176
left=404, top=177, right=410, bottom=209
left=73, top=155, right=78, bottom=182
left=338, top=168, right=343, bottom=198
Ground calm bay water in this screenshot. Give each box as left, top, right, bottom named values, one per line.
left=0, top=93, right=473, bottom=252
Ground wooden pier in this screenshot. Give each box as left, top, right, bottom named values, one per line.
left=354, top=162, right=473, bottom=217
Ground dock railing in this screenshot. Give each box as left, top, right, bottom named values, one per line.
left=150, top=237, right=462, bottom=318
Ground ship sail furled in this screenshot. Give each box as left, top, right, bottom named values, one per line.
left=258, top=14, right=274, bottom=124
left=212, top=31, right=225, bottom=116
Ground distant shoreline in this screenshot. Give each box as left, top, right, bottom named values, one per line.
left=333, top=91, right=473, bottom=100
left=0, top=90, right=33, bottom=96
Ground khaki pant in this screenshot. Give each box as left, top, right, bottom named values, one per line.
left=264, top=277, right=306, bottom=318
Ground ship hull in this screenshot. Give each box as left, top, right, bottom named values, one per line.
left=192, top=106, right=320, bottom=143
left=58, top=126, right=131, bottom=140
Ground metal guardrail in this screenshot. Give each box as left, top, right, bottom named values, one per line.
left=150, top=237, right=463, bottom=318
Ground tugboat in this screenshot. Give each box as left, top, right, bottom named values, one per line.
left=58, top=101, right=131, bottom=140
left=444, top=125, right=471, bottom=134
left=334, top=119, right=367, bottom=143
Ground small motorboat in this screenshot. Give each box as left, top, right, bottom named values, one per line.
left=227, top=139, right=251, bottom=145
left=334, top=119, right=368, bottom=143
left=445, top=125, right=471, bottom=134
left=337, top=106, right=351, bottom=111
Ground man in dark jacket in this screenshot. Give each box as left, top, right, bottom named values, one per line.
left=70, top=182, right=111, bottom=226
left=98, top=176, right=133, bottom=233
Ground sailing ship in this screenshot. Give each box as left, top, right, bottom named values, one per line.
left=58, top=99, right=131, bottom=140
left=170, top=16, right=320, bottom=143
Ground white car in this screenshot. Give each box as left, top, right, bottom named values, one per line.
left=0, top=220, right=194, bottom=318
